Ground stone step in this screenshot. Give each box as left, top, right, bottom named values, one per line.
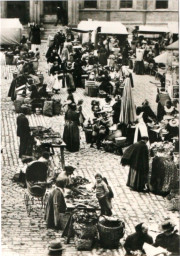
left=22, top=24, right=65, bottom=40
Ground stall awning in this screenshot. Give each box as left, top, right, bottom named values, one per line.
left=70, top=28, right=93, bottom=33
left=168, top=22, right=178, bottom=34
left=78, top=20, right=128, bottom=35
left=0, top=18, right=23, bottom=45
left=154, top=52, right=168, bottom=64
left=166, top=40, right=179, bottom=50
left=98, top=22, right=128, bottom=35
left=138, top=25, right=169, bottom=33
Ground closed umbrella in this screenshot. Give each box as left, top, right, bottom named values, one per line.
left=119, top=77, right=136, bottom=125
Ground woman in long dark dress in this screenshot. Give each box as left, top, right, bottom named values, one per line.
left=121, top=137, right=149, bottom=192
left=63, top=103, right=80, bottom=152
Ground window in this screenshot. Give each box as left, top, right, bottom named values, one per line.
left=156, top=0, right=168, bottom=9
left=120, top=0, right=133, bottom=9
left=84, top=0, right=97, bottom=8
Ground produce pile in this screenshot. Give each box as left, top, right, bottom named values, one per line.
left=65, top=176, right=99, bottom=209
left=31, top=126, right=62, bottom=145
left=150, top=141, right=174, bottom=157
left=72, top=208, right=98, bottom=251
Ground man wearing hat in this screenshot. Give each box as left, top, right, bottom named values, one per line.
left=55, top=6, right=63, bottom=26
left=154, top=220, right=179, bottom=255
left=17, top=109, right=30, bottom=158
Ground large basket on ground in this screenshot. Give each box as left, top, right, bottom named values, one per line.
left=97, top=221, right=125, bottom=249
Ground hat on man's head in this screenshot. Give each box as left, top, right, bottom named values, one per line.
left=169, top=118, right=179, bottom=127
left=49, top=240, right=64, bottom=252
left=65, top=166, right=76, bottom=174
left=160, top=220, right=175, bottom=232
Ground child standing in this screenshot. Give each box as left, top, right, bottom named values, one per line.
left=93, top=173, right=112, bottom=216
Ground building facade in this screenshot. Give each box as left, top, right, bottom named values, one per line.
left=0, top=0, right=178, bottom=27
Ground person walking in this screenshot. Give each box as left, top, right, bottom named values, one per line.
left=121, top=137, right=149, bottom=192
left=55, top=7, right=63, bottom=26
left=17, top=111, right=30, bottom=158
left=63, top=103, right=80, bottom=152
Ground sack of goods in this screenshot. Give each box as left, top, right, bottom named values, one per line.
left=14, top=100, right=23, bottom=113
left=43, top=101, right=53, bottom=117
left=53, top=99, right=62, bottom=115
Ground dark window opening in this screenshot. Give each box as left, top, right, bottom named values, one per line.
left=156, top=0, right=168, bottom=9
left=84, top=0, right=97, bottom=8
left=120, top=0, right=133, bottom=9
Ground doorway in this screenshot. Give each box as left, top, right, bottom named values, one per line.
left=7, top=1, right=29, bottom=24
left=43, top=1, right=68, bottom=25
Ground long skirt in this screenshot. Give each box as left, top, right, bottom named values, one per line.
left=149, top=156, right=179, bottom=195
left=63, top=121, right=80, bottom=152
left=133, top=61, right=145, bottom=75
left=127, top=167, right=147, bottom=192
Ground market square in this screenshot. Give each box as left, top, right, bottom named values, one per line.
left=0, top=1, right=179, bottom=255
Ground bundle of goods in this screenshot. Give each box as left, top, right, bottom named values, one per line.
left=65, top=186, right=99, bottom=210
left=85, top=80, right=99, bottom=97
left=70, top=176, right=90, bottom=187
left=97, top=216, right=125, bottom=249
left=73, top=208, right=98, bottom=250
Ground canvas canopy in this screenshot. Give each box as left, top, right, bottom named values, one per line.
left=138, top=25, right=169, bottom=33
left=78, top=20, right=128, bottom=43
left=0, top=18, right=23, bottom=45
left=168, top=22, right=178, bottom=34
left=166, top=40, right=179, bottom=50
left=154, top=52, right=168, bottom=64
left=78, top=20, right=128, bottom=35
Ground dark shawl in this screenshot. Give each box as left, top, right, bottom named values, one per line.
left=17, top=114, right=30, bottom=137
left=121, top=141, right=149, bottom=171
left=45, top=187, right=66, bottom=229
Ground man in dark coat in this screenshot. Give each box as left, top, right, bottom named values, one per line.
left=17, top=111, right=30, bottom=158
left=121, top=137, right=149, bottom=192
left=112, top=95, right=121, bottom=124
left=154, top=220, right=180, bottom=255
left=55, top=7, right=63, bottom=26
left=124, top=223, right=153, bottom=255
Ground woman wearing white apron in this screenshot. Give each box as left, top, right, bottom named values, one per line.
left=53, top=72, right=61, bottom=94
left=134, top=107, right=149, bottom=144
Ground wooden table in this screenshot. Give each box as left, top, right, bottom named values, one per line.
left=34, top=137, right=66, bottom=170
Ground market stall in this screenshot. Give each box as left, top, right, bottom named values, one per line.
left=137, top=25, right=169, bottom=39
left=30, top=126, right=66, bottom=170
left=77, top=20, right=128, bottom=46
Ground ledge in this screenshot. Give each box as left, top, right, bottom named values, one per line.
left=79, top=9, right=178, bottom=12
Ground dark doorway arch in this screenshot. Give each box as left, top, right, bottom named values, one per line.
left=7, top=1, right=29, bottom=24
left=43, top=1, right=68, bottom=25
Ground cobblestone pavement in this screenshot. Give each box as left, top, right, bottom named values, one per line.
left=1, top=42, right=179, bottom=256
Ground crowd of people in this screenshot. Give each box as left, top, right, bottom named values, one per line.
left=5, top=22, right=179, bottom=255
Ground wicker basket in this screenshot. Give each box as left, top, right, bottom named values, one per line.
left=74, top=236, right=93, bottom=251
left=97, top=222, right=125, bottom=249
